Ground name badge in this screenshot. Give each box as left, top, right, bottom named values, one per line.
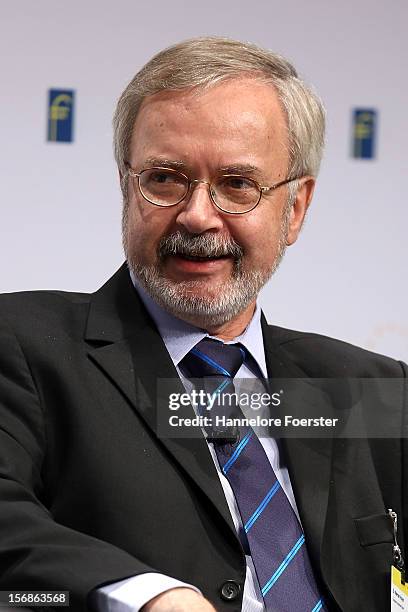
left=389, top=510, right=406, bottom=611
left=392, top=566, right=408, bottom=611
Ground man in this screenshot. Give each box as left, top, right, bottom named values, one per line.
left=0, top=37, right=406, bottom=612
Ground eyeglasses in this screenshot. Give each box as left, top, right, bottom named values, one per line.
left=126, top=165, right=299, bottom=215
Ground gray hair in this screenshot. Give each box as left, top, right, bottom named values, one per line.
left=113, top=36, right=325, bottom=198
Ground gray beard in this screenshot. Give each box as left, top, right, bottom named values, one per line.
left=124, top=224, right=289, bottom=329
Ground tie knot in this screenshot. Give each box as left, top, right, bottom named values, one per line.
left=181, top=338, right=245, bottom=379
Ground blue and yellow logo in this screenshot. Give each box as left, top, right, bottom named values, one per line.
left=47, top=89, right=75, bottom=143
left=352, top=109, right=377, bottom=159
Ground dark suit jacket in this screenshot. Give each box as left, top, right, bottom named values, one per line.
left=0, top=264, right=406, bottom=612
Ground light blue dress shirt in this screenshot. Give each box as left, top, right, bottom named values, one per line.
left=93, top=278, right=300, bottom=612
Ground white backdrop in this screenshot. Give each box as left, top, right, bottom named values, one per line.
left=1, top=0, right=407, bottom=360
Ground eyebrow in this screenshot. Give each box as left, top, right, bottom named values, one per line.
left=142, top=157, right=189, bottom=171
left=142, top=158, right=261, bottom=176
left=217, top=164, right=259, bottom=175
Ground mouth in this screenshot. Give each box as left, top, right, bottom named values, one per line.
left=175, top=254, right=230, bottom=262
left=157, top=231, right=244, bottom=278
left=165, top=253, right=233, bottom=275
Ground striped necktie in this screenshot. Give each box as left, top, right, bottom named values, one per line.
left=180, top=338, right=324, bottom=612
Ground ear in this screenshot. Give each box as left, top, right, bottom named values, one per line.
left=286, top=176, right=316, bottom=246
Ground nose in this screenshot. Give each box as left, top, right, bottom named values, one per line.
left=175, top=180, right=224, bottom=235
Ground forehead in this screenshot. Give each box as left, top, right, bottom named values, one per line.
left=129, top=78, right=289, bottom=170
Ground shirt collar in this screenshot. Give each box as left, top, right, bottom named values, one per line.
left=131, top=273, right=268, bottom=378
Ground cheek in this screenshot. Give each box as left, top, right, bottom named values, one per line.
left=237, top=216, right=284, bottom=266
left=126, top=200, right=176, bottom=257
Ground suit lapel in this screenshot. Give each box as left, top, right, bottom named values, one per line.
left=84, top=265, right=239, bottom=541
left=261, top=316, right=334, bottom=575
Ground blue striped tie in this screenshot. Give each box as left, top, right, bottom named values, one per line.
left=181, top=338, right=324, bottom=612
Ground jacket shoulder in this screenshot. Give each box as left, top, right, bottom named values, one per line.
left=267, top=324, right=406, bottom=377
left=0, top=290, right=91, bottom=338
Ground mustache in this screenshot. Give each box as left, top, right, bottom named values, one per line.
left=158, top=231, right=244, bottom=260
